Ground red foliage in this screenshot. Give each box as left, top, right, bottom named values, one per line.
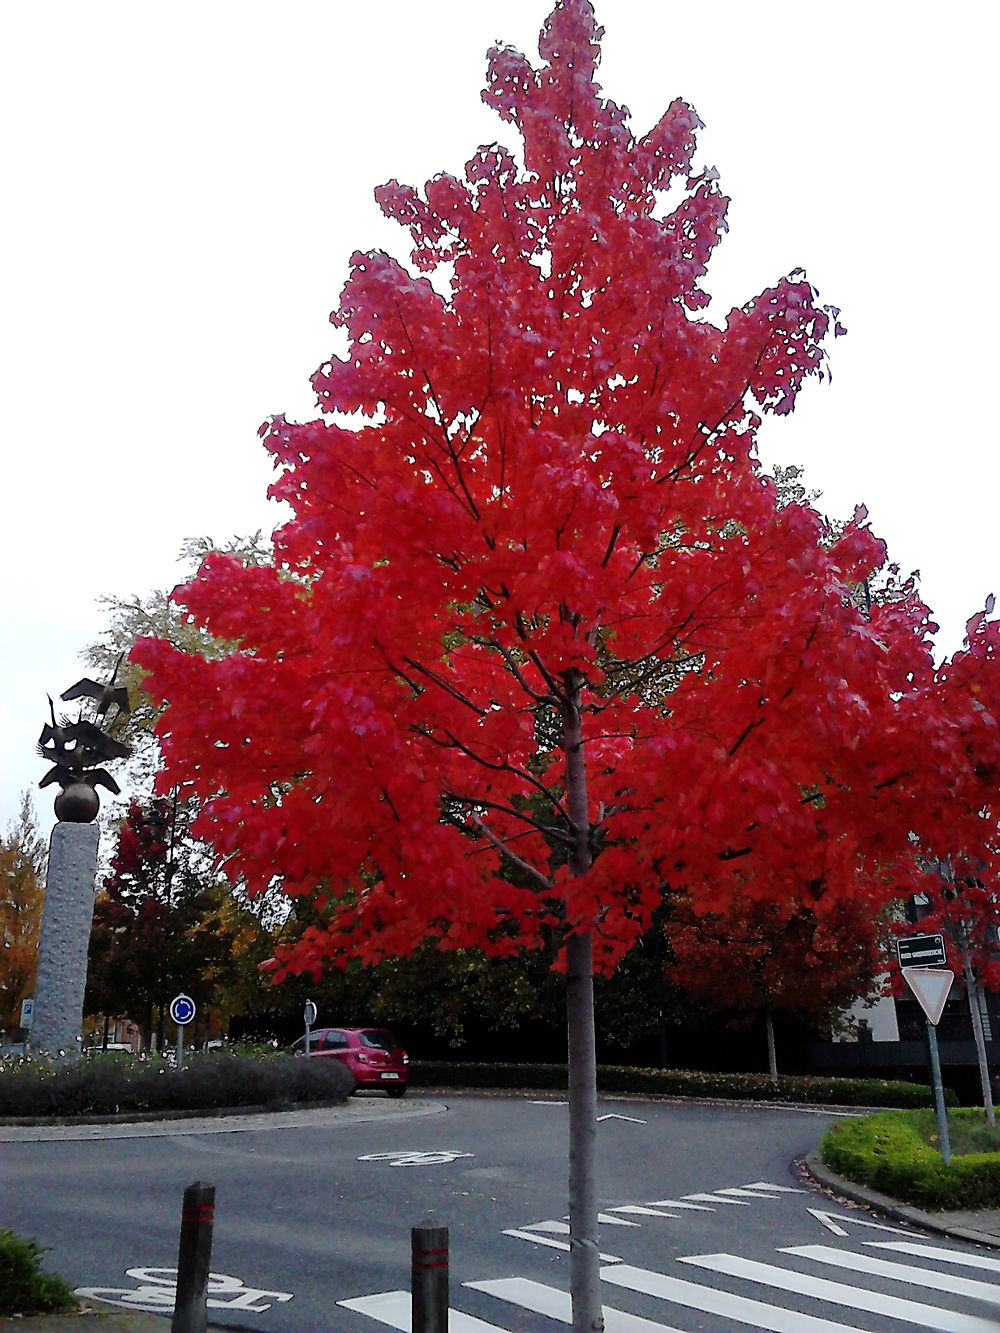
left=132, top=0, right=997, bottom=989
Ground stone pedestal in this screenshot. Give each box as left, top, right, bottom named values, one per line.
left=30, top=821, right=100, bottom=1059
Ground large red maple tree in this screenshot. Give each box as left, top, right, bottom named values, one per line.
left=133, top=3, right=955, bottom=1326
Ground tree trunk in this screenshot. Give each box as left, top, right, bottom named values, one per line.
left=562, top=671, right=603, bottom=1333
left=765, top=1010, right=778, bottom=1079
left=958, top=931, right=995, bottom=1125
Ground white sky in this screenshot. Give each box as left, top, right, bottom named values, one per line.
left=2, top=1, right=996, bottom=838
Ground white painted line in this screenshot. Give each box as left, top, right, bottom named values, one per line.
left=742, top=1180, right=807, bottom=1193
left=679, top=1252, right=998, bottom=1333
left=807, top=1208, right=911, bottom=1237
left=468, top=1278, right=688, bottom=1331
left=868, top=1240, right=1000, bottom=1273
left=521, top=1219, right=570, bottom=1234
left=598, top=1212, right=641, bottom=1227
left=530, top=1100, right=567, bottom=1106
left=601, top=1263, right=868, bottom=1332
left=338, top=1290, right=507, bottom=1331
left=501, top=1229, right=621, bottom=1262
left=681, top=1192, right=752, bottom=1206
left=715, top=1187, right=782, bottom=1199
left=782, top=1244, right=1000, bottom=1306
left=646, top=1198, right=715, bottom=1212
left=598, top=1113, right=647, bottom=1124
left=609, top=1205, right=681, bottom=1219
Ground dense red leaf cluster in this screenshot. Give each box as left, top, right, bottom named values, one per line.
left=133, top=0, right=1000, bottom=990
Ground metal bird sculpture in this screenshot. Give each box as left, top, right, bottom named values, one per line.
left=60, top=652, right=131, bottom=724
left=37, top=668, right=133, bottom=821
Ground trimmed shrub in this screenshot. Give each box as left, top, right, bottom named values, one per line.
left=821, top=1108, right=1000, bottom=1209
left=409, top=1061, right=952, bottom=1109
left=0, top=1230, right=77, bottom=1316
left=0, top=1051, right=353, bottom=1120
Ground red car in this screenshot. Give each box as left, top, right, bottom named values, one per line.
left=290, top=1027, right=409, bottom=1096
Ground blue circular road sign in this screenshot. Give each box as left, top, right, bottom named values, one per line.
left=169, top=994, right=196, bottom=1026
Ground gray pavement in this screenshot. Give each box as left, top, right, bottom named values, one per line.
left=2, top=1094, right=998, bottom=1332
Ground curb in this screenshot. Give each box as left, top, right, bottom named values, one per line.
left=802, top=1148, right=1000, bottom=1249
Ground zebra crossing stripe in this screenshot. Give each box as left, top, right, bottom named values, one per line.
left=742, top=1181, right=807, bottom=1193
left=679, top=1252, right=998, bottom=1333
left=867, top=1239, right=1000, bottom=1272
left=781, top=1244, right=1000, bottom=1306
left=467, top=1277, right=687, bottom=1331
left=600, top=1262, right=868, bottom=1332
left=338, top=1289, right=505, bottom=1331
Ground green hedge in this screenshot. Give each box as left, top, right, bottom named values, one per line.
left=409, top=1061, right=951, bottom=1108
left=0, top=1051, right=353, bottom=1119
left=821, top=1109, right=1000, bottom=1209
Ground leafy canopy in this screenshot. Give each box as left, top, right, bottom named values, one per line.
left=136, top=0, right=943, bottom=981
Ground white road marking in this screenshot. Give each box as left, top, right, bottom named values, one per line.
left=599, top=1212, right=642, bottom=1227
left=602, top=1262, right=869, bottom=1332
left=782, top=1244, right=1000, bottom=1306
left=608, top=1205, right=682, bottom=1219
left=357, top=1150, right=474, bottom=1167
left=680, top=1252, right=998, bottom=1332
left=646, top=1197, right=716, bottom=1212
left=598, top=1113, right=647, bottom=1123
left=468, top=1277, right=688, bottom=1331
left=501, top=1229, right=621, bottom=1262
left=716, top=1187, right=783, bottom=1199
left=868, top=1240, right=1000, bottom=1272
left=807, top=1208, right=911, bottom=1237
left=339, top=1290, right=505, bottom=1331
left=681, top=1191, right=752, bottom=1206
left=520, top=1219, right=570, bottom=1233
left=742, top=1181, right=807, bottom=1193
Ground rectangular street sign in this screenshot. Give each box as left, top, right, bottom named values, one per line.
left=896, top=933, right=947, bottom=968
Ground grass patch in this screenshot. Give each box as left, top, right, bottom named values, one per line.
left=0, top=1050, right=353, bottom=1120
left=821, top=1107, right=1000, bottom=1209
left=0, top=1229, right=78, bottom=1316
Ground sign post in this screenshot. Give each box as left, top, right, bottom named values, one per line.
left=898, top=954, right=954, bottom=1166
left=169, top=994, right=196, bottom=1072
left=304, top=999, right=317, bottom=1056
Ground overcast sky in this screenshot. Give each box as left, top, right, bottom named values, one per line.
left=2, top=1, right=996, bottom=838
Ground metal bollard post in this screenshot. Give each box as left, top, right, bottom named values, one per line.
left=171, top=1181, right=215, bottom=1333
left=411, top=1223, right=449, bottom=1333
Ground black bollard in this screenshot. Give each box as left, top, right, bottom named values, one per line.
left=171, top=1181, right=215, bottom=1333
left=411, top=1223, right=449, bottom=1333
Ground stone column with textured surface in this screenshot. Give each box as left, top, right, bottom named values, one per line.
left=30, top=821, right=100, bottom=1059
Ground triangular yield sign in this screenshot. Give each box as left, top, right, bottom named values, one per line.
left=902, top=966, right=955, bottom=1025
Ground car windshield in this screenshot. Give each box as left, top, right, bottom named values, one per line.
left=359, top=1029, right=398, bottom=1051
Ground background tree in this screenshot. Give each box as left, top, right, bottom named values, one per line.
left=666, top=889, right=889, bottom=1077
left=132, top=4, right=982, bottom=1327
left=0, top=792, right=46, bottom=1034
left=85, top=798, right=268, bottom=1048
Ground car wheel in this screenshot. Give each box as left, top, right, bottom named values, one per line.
left=385, top=1085, right=407, bottom=1099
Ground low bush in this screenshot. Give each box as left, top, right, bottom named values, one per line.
left=821, top=1108, right=1000, bottom=1209
left=0, top=1051, right=353, bottom=1120
left=409, top=1061, right=950, bottom=1108
left=0, top=1229, right=77, bottom=1316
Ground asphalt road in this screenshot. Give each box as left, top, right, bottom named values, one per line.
left=3, top=1093, right=998, bottom=1331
